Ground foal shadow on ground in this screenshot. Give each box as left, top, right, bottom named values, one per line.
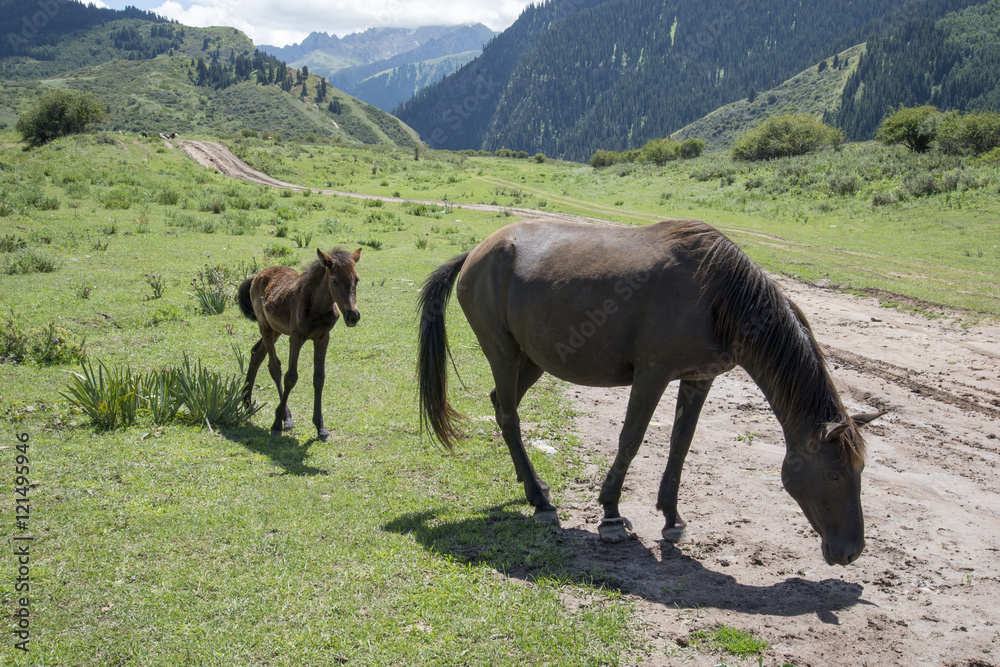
left=221, top=425, right=329, bottom=476
left=383, top=503, right=868, bottom=622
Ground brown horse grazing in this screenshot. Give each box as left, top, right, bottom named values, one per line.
left=418, top=219, right=886, bottom=566
left=238, top=248, right=362, bottom=441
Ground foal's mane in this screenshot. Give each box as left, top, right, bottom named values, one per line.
left=685, top=222, right=864, bottom=468
left=303, top=248, right=356, bottom=281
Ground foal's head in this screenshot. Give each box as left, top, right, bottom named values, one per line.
left=317, top=248, right=362, bottom=327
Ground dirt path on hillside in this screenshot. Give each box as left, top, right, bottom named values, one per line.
left=178, top=140, right=604, bottom=223
left=180, top=139, right=1000, bottom=666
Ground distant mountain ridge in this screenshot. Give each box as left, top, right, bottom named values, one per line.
left=259, top=24, right=496, bottom=112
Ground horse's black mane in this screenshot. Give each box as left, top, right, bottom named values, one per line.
left=690, top=224, right=864, bottom=468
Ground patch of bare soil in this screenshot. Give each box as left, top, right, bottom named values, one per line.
left=559, top=281, right=1000, bottom=666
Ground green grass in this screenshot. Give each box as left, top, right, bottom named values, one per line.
left=1, top=126, right=998, bottom=665
left=0, top=131, right=643, bottom=666
left=690, top=625, right=770, bottom=659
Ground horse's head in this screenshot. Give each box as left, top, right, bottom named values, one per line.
left=317, top=248, right=362, bottom=327
left=781, top=411, right=885, bottom=566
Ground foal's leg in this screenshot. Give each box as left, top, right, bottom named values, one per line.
left=311, top=333, right=331, bottom=442
left=488, top=349, right=557, bottom=526
left=243, top=339, right=268, bottom=406
left=261, top=331, right=293, bottom=435
left=656, top=378, right=713, bottom=542
left=597, top=373, right=671, bottom=543
left=271, top=333, right=304, bottom=436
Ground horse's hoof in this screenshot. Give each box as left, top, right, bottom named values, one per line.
left=317, top=430, right=330, bottom=442
left=599, top=517, right=634, bottom=543
left=661, top=523, right=690, bottom=543
left=270, top=428, right=283, bottom=437
left=533, top=508, right=561, bottom=527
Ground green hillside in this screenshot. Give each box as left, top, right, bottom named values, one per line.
left=0, top=3, right=418, bottom=147
left=396, top=0, right=988, bottom=160
left=671, top=44, right=865, bottom=152
left=837, top=0, right=1000, bottom=139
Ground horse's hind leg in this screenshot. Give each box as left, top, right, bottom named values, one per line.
left=243, top=339, right=268, bottom=406
left=487, top=349, right=557, bottom=525
left=490, top=358, right=545, bottom=490
left=656, top=378, right=713, bottom=542
left=597, top=373, right=671, bottom=543
left=271, top=334, right=304, bottom=436
left=261, top=331, right=293, bottom=434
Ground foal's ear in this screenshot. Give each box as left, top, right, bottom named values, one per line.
left=851, top=410, right=888, bottom=427
left=351, top=247, right=362, bottom=263
left=317, top=248, right=334, bottom=267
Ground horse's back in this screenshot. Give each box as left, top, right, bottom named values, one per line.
left=457, top=219, right=730, bottom=386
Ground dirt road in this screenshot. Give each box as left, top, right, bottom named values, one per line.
left=180, top=139, right=1000, bottom=666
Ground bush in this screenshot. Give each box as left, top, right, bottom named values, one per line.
left=16, top=89, right=109, bottom=147
left=679, top=137, right=706, bottom=159
left=876, top=105, right=941, bottom=153
left=640, top=138, right=680, bottom=165
left=1, top=314, right=86, bottom=365
left=590, top=150, right=621, bottom=168
left=936, top=111, right=1000, bottom=156
left=731, top=114, right=843, bottom=161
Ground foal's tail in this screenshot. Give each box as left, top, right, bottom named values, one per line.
left=417, top=252, right=470, bottom=451
left=237, top=277, right=256, bottom=322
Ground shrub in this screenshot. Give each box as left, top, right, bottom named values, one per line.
left=936, top=111, right=1000, bottom=156
left=1, top=314, right=86, bottom=365
left=731, top=114, right=843, bottom=161
left=2, top=248, right=61, bottom=275
left=16, top=89, right=109, bottom=147
left=828, top=173, right=860, bottom=196
left=640, top=138, right=680, bottom=165
left=590, top=150, right=621, bottom=168
left=876, top=105, right=941, bottom=153
left=678, top=137, right=706, bottom=159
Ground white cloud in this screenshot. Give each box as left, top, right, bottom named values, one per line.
left=150, top=0, right=530, bottom=47
left=87, top=0, right=111, bottom=8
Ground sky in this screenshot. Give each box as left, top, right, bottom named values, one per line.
left=94, top=0, right=533, bottom=47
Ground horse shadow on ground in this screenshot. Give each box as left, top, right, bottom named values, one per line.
left=220, top=425, right=329, bottom=476
left=383, top=503, right=869, bottom=623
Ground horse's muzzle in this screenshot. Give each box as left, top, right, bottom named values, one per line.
left=344, top=310, right=361, bottom=327
left=822, top=537, right=864, bottom=566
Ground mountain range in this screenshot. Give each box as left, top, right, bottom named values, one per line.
left=259, top=25, right=496, bottom=112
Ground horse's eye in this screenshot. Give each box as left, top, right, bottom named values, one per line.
left=826, top=472, right=840, bottom=482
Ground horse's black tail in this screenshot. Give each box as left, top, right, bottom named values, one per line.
left=237, top=277, right=256, bottom=322
left=417, top=252, right=470, bottom=451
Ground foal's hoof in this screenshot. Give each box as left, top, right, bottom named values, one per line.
left=598, top=516, right=635, bottom=543
left=661, top=522, right=690, bottom=543
left=270, top=428, right=283, bottom=437
left=316, top=430, right=331, bottom=443
left=533, top=508, right=561, bottom=527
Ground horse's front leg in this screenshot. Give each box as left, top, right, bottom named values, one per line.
left=311, top=333, right=331, bottom=442
left=271, top=335, right=303, bottom=436
left=656, top=378, right=713, bottom=542
left=597, top=375, right=670, bottom=543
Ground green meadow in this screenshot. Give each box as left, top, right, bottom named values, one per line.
left=1, top=130, right=998, bottom=665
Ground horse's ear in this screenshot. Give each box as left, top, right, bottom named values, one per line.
left=352, top=247, right=362, bottom=263
left=851, top=410, right=887, bottom=427
left=317, top=248, right=333, bottom=267
left=819, top=422, right=849, bottom=442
